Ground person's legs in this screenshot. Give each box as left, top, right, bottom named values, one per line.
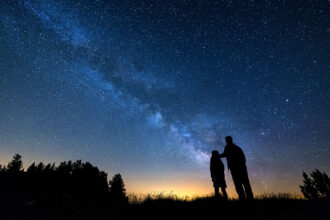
left=214, top=186, right=220, bottom=197
left=242, top=170, right=254, bottom=200
left=232, top=172, right=245, bottom=200
left=220, top=186, right=228, bottom=200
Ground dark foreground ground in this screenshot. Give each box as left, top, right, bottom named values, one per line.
left=1, top=197, right=330, bottom=220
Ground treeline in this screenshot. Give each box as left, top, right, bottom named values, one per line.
left=0, top=154, right=127, bottom=208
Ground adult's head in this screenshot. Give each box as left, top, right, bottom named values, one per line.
left=212, top=150, right=219, bottom=157
left=226, top=136, right=233, bottom=145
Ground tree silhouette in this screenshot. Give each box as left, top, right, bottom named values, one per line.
left=0, top=154, right=117, bottom=208
left=7, top=154, right=23, bottom=172
left=300, top=169, right=330, bottom=200
left=109, top=173, right=127, bottom=202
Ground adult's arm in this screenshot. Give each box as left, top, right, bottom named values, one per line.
left=219, top=146, right=227, bottom=158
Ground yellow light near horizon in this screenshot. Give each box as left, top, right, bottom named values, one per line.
left=124, top=175, right=303, bottom=199
left=124, top=177, right=240, bottom=199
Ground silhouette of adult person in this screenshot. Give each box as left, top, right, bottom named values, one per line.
left=219, top=136, right=254, bottom=200
left=210, top=150, right=228, bottom=200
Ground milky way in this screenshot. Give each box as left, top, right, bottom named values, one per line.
left=0, top=0, right=329, bottom=196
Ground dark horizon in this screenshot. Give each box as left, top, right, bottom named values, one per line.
left=0, top=0, right=329, bottom=197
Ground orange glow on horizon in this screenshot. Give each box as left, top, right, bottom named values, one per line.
left=124, top=176, right=302, bottom=199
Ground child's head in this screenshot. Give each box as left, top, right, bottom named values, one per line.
left=212, top=150, right=219, bottom=157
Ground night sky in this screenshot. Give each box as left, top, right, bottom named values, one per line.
left=0, top=0, right=329, bottom=197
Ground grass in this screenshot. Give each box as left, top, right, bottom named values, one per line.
left=1, top=193, right=329, bottom=219
left=124, top=193, right=329, bottom=220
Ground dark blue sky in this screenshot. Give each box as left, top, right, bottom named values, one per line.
left=0, top=0, right=329, bottom=196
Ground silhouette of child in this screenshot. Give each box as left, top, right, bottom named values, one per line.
left=210, top=150, right=228, bottom=199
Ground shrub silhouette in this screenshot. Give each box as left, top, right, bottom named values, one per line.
left=300, top=169, right=330, bottom=200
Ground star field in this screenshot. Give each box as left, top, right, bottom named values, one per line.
left=0, top=0, right=329, bottom=197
